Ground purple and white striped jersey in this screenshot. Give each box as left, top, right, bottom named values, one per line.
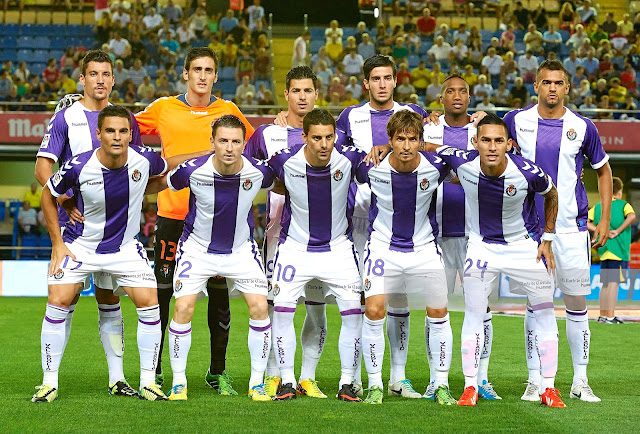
left=268, top=144, right=366, bottom=252
left=243, top=124, right=305, bottom=239
left=37, top=100, right=143, bottom=164
left=167, top=155, right=275, bottom=254
left=355, top=152, right=451, bottom=251
left=436, top=146, right=553, bottom=245
left=503, top=105, right=609, bottom=233
left=424, top=115, right=476, bottom=238
left=337, top=102, right=428, bottom=219
left=47, top=146, right=167, bottom=254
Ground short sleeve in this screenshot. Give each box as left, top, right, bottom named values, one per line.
left=582, top=118, right=609, bottom=169
left=268, top=145, right=300, bottom=183
left=335, top=106, right=353, bottom=138
left=134, top=98, right=161, bottom=135
left=37, top=109, right=68, bottom=162
left=244, top=125, right=268, bottom=160
left=166, top=163, right=192, bottom=192
left=421, top=151, right=452, bottom=181
left=435, top=146, right=473, bottom=171
left=624, top=203, right=635, bottom=216
left=514, top=155, right=553, bottom=195
left=134, top=146, right=168, bottom=176
left=588, top=206, right=596, bottom=221
left=355, top=161, right=372, bottom=185
left=46, top=157, right=82, bottom=197
left=129, top=113, right=144, bottom=147
left=250, top=158, right=275, bottom=189
left=341, top=146, right=366, bottom=179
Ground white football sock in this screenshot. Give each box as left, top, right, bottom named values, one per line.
left=299, top=302, right=327, bottom=382
left=460, top=310, right=484, bottom=390
left=272, top=303, right=297, bottom=387
left=168, top=319, right=191, bottom=387
left=336, top=299, right=363, bottom=388
left=98, top=303, right=125, bottom=385
left=524, top=306, right=541, bottom=385
left=265, top=303, right=279, bottom=377
left=566, top=308, right=590, bottom=383
left=362, top=315, right=385, bottom=389
left=136, top=305, right=161, bottom=388
left=477, top=311, right=492, bottom=385
left=387, top=306, right=410, bottom=384
left=62, top=302, right=76, bottom=354
left=428, top=314, right=453, bottom=388
left=41, top=304, right=68, bottom=389
left=425, top=317, right=434, bottom=385
left=249, top=317, right=271, bottom=388
left=352, top=305, right=366, bottom=386
left=533, top=306, right=559, bottom=391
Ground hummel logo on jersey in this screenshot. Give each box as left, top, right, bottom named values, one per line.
left=333, top=170, right=344, bottom=181
left=290, top=173, right=305, bottom=178
left=420, top=178, right=430, bottom=191
left=355, top=119, right=370, bottom=124
left=270, top=138, right=287, bottom=142
left=190, top=110, right=207, bottom=115
left=426, top=135, right=443, bottom=141
left=519, top=127, right=535, bottom=133
left=242, top=179, right=253, bottom=190
left=86, top=181, right=103, bottom=185
left=132, top=169, right=142, bottom=182
left=506, top=184, right=517, bottom=196
left=566, top=128, right=577, bottom=140
left=71, top=122, right=88, bottom=127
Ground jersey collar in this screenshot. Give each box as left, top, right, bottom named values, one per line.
left=178, top=92, right=217, bottom=107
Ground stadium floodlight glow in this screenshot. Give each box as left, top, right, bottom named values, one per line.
left=374, top=7, right=379, bottom=18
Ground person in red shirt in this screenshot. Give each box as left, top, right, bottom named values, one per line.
left=416, top=7, right=437, bottom=38
left=42, top=58, right=61, bottom=91
left=627, top=232, right=640, bottom=300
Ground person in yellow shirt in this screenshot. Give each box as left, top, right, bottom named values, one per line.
left=341, top=90, right=359, bottom=106
left=410, top=60, right=430, bottom=93
left=428, top=94, right=443, bottom=109
left=462, top=64, right=478, bottom=89
left=23, top=182, right=41, bottom=209
left=607, top=77, right=627, bottom=105
left=588, top=177, right=636, bottom=324
left=429, top=62, right=445, bottom=88
left=135, top=47, right=254, bottom=392
left=208, top=35, right=224, bottom=55
left=59, top=71, right=77, bottom=95
left=325, top=36, right=344, bottom=63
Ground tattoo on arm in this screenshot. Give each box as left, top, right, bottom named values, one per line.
left=543, top=186, right=558, bottom=234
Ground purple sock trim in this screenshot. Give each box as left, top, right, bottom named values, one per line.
left=98, top=306, right=121, bottom=312
left=249, top=323, right=272, bottom=332
left=430, top=319, right=448, bottom=325
left=387, top=311, right=410, bottom=318
left=169, top=327, right=191, bottom=335
left=340, top=308, right=362, bottom=316
left=139, top=318, right=161, bottom=326
left=530, top=302, right=555, bottom=311
left=304, top=301, right=325, bottom=306
left=274, top=306, right=296, bottom=313
left=566, top=308, right=588, bottom=316
left=45, top=316, right=65, bottom=324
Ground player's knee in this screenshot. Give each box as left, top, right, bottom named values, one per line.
left=95, top=287, right=119, bottom=304
left=48, top=284, right=82, bottom=307
left=563, top=294, right=587, bottom=311
left=247, top=296, right=269, bottom=320
left=365, top=303, right=385, bottom=321
left=173, top=299, right=195, bottom=323
left=426, top=307, right=448, bottom=318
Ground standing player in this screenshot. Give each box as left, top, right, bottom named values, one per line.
left=436, top=114, right=563, bottom=407
left=148, top=116, right=275, bottom=401
left=33, top=105, right=169, bottom=402
left=336, top=54, right=428, bottom=398
left=503, top=60, right=612, bottom=402
left=135, top=47, right=255, bottom=392
left=34, top=50, right=145, bottom=398
left=356, top=111, right=456, bottom=405
left=269, top=109, right=365, bottom=402
left=243, top=66, right=329, bottom=398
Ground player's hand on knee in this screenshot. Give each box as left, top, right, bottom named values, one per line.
left=49, top=243, right=76, bottom=276
left=537, top=240, right=555, bottom=276
left=364, top=144, right=391, bottom=167
left=274, top=110, right=289, bottom=127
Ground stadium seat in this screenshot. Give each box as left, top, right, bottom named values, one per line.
left=19, top=234, right=39, bottom=259
left=83, top=11, right=95, bottom=25
left=514, top=30, right=524, bottom=40
left=2, top=49, right=17, bottom=62
left=68, top=12, right=82, bottom=25
left=408, top=54, right=420, bottom=69
left=612, top=57, right=625, bottom=70
left=222, top=93, right=235, bottom=101
left=220, top=66, right=236, bottom=81
left=32, top=50, right=49, bottom=63
left=343, top=27, right=357, bottom=39
left=29, top=63, right=45, bottom=76
left=36, top=11, right=52, bottom=25
left=310, top=27, right=325, bottom=40
left=558, top=30, right=569, bottom=42
left=145, top=64, right=159, bottom=78
left=255, top=80, right=271, bottom=91
left=35, top=36, right=50, bottom=49
left=514, top=41, right=525, bottom=53
left=2, top=36, right=17, bottom=49
left=49, top=50, right=64, bottom=60
left=525, top=83, right=535, bottom=95
left=21, top=10, right=36, bottom=24
left=480, top=30, right=494, bottom=42
left=39, top=234, right=52, bottom=257
left=50, top=37, right=67, bottom=50
left=221, top=81, right=237, bottom=94
left=16, top=49, right=32, bottom=63
left=82, top=24, right=94, bottom=36
left=17, top=36, right=36, bottom=49
left=4, top=10, right=20, bottom=24
left=52, top=11, right=67, bottom=25
left=36, top=24, right=55, bottom=36
left=20, top=24, right=38, bottom=36
left=310, top=40, right=324, bottom=53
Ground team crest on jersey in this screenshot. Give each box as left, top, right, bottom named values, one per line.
left=333, top=170, right=344, bottom=181
left=273, top=284, right=280, bottom=296
left=566, top=129, right=577, bottom=141
left=364, top=279, right=371, bottom=291
left=419, top=178, right=430, bottom=191
left=53, top=269, right=64, bottom=279
left=160, top=264, right=170, bottom=278
left=175, top=280, right=182, bottom=291
left=506, top=184, right=517, bottom=197
left=131, top=169, right=142, bottom=182
left=242, top=179, right=253, bottom=190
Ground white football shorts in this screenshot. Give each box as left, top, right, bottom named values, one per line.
left=553, top=231, right=592, bottom=296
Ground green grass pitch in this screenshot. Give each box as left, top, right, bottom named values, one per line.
left=1, top=297, right=638, bottom=433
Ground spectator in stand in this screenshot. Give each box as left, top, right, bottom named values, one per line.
left=108, top=31, right=132, bottom=60
left=581, top=48, right=599, bottom=80
left=524, top=23, right=544, bottom=55
left=326, top=35, right=344, bottom=64
left=220, top=9, right=239, bottom=37
left=571, top=65, right=587, bottom=88
left=462, top=64, right=478, bottom=89
left=223, top=36, right=239, bottom=67
left=160, top=32, right=180, bottom=60
left=513, top=1, right=531, bottom=30
left=252, top=21, right=267, bottom=46
left=563, top=49, right=581, bottom=78
left=23, top=182, right=40, bottom=210
left=377, top=35, right=393, bottom=57
left=620, top=64, right=637, bottom=97
left=42, top=58, right=61, bottom=91
left=608, top=77, right=627, bottom=106
left=328, top=76, right=345, bottom=100
left=176, top=20, right=196, bottom=46
left=531, top=2, right=548, bottom=30
left=291, top=30, right=310, bottom=67
left=358, top=33, right=376, bottom=59
left=427, top=35, right=452, bottom=63
left=576, top=0, right=597, bottom=25
left=475, top=94, right=496, bottom=111
left=59, top=70, right=76, bottom=95
left=596, top=95, right=613, bottom=119
left=403, top=13, right=417, bottom=34
left=468, top=39, right=483, bottom=68
left=137, top=75, right=156, bottom=99
left=209, top=34, right=224, bottom=54
left=354, top=21, right=368, bottom=45
left=592, top=78, right=609, bottom=103
left=329, top=91, right=341, bottom=111
left=518, top=50, right=539, bottom=83
left=246, top=0, right=265, bottom=31
left=254, top=47, right=271, bottom=80
left=346, top=75, right=363, bottom=100
left=610, top=30, right=629, bottom=57
left=618, top=13, right=634, bottom=36
left=235, top=75, right=255, bottom=102
left=566, top=24, right=587, bottom=50
left=236, top=49, right=255, bottom=82
left=391, top=37, right=408, bottom=65
left=436, top=23, right=454, bottom=45
left=315, top=60, right=333, bottom=87
left=416, top=8, right=437, bottom=38
left=559, top=2, right=574, bottom=31
left=579, top=95, right=598, bottom=117
left=189, top=7, right=209, bottom=39
left=325, top=19, right=343, bottom=45
left=596, top=39, right=613, bottom=59
left=162, top=0, right=183, bottom=25
left=481, top=47, right=504, bottom=80
left=590, top=25, right=609, bottom=47
left=426, top=74, right=441, bottom=103
left=509, top=76, right=529, bottom=105
left=451, top=38, right=469, bottom=66
left=572, top=78, right=592, bottom=106
left=602, top=13, right=617, bottom=36
left=411, top=60, right=430, bottom=94
left=0, top=69, right=13, bottom=100
left=473, top=74, right=493, bottom=99
left=18, top=201, right=39, bottom=236
left=342, top=48, right=364, bottom=77
left=453, top=23, right=470, bottom=44
left=468, top=25, right=482, bottom=47
left=129, top=33, right=147, bottom=65
left=142, top=7, right=163, bottom=35
left=95, top=12, right=111, bottom=46
left=575, top=37, right=592, bottom=59
left=493, top=80, right=510, bottom=106
left=599, top=53, right=614, bottom=79
left=543, top=23, right=563, bottom=55
left=406, top=29, right=421, bottom=54
left=395, top=75, right=416, bottom=102
left=395, top=62, right=411, bottom=86
left=311, top=46, right=333, bottom=68
left=341, top=89, right=359, bottom=107
left=128, top=58, right=148, bottom=87
left=621, top=95, right=638, bottom=119
left=500, top=24, right=516, bottom=53
left=174, top=74, right=188, bottom=94
left=14, top=61, right=30, bottom=84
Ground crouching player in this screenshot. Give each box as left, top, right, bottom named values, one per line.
left=34, top=105, right=171, bottom=402
left=356, top=111, right=456, bottom=405
left=436, top=114, right=565, bottom=407
left=152, top=115, right=275, bottom=402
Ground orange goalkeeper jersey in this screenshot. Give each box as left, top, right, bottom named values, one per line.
left=136, top=94, right=255, bottom=220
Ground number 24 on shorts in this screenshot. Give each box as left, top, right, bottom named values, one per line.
left=464, top=259, right=488, bottom=279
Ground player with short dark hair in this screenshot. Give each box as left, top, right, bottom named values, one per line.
left=135, top=46, right=255, bottom=393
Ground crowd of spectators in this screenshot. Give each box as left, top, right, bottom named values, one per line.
left=305, top=1, right=640, bottom=118
left=0, top=0, right=273, bottom=112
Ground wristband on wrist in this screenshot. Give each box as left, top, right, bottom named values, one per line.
left=541, top=232, right=555, bottom=242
